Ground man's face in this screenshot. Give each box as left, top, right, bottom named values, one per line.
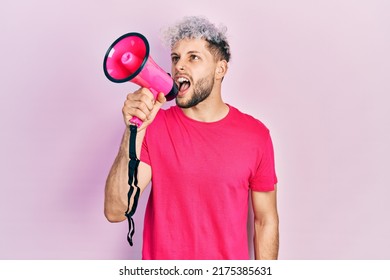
left=171, top=38, right=218, bottom=108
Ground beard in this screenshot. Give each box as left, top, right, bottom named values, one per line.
left=176, top=75, right=215, bottom=109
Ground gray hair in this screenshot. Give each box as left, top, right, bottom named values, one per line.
left=161, top=16, right=231, bottom=62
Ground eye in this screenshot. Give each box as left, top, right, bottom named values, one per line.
left=171, top=56, right=179, bottom=64
left=190, top=54, right=200, bottom=61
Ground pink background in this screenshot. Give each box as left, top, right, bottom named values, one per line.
left=1, top=0, right=389, bottom=259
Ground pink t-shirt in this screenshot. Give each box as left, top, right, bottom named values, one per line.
left=140, top=105, right=277, bottom=259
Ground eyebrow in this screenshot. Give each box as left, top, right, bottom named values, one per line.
left=171, top=50, right=202, bottom=56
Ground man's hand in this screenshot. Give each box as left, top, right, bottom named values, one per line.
left=122, top=88, right=166, bottom=131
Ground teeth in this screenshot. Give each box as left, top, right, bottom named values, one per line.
left=177, top=77, right=189, bottom=83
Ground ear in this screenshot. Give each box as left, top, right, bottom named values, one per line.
left=215, top=60, right=228, bottom=80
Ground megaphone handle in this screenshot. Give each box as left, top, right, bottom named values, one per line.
left=129, top=87, right=159, bottom=127
left=129, top=116, right=143, bottom=127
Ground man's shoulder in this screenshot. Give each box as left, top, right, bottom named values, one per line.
left=152, top=105, right=177, bottom=121
left=228, top=105, right=270, bottom=134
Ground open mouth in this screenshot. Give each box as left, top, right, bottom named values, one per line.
left=176, top=77, right=191, bottom=93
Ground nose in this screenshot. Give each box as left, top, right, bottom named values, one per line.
left=174, top=59, right=185, bottom=72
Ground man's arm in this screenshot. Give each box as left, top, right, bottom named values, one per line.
left=104, top=128, right=151, bottom=222
left=104, top=89, right=165, bottom=222
left=251, top=185, right=279, bottom=260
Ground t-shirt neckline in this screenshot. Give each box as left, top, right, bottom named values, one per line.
left=173, top=104, right=234, bottom=126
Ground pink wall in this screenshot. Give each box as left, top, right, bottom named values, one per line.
left=1, top=0, right=389, bottom=259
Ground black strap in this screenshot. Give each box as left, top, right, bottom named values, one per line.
left=125, top=125, right=141, bottom=246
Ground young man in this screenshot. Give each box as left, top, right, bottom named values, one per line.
left=104, top=16, right=279, bottom=260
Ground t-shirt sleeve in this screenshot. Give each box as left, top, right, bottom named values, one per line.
left=249, top=133, right=278, bottom=192
left=140, top=132, right=151, bottom=166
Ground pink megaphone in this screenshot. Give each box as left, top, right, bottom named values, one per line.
left=103, top=32, right=178, bottom=127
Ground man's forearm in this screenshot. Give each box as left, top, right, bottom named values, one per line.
left=254, top=221, right=279, bottom=260
left=104, top=128, right=130, bottom=222
left=104, top=128, right=146, bottom=222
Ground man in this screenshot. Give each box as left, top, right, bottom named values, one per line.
left=104, top=16, right=279, bottom=260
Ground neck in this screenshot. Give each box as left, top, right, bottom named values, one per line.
left=180, top=93, right=229, bottom=122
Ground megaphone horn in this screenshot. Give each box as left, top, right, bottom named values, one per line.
left=103, top=32, right=178, bottom=127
